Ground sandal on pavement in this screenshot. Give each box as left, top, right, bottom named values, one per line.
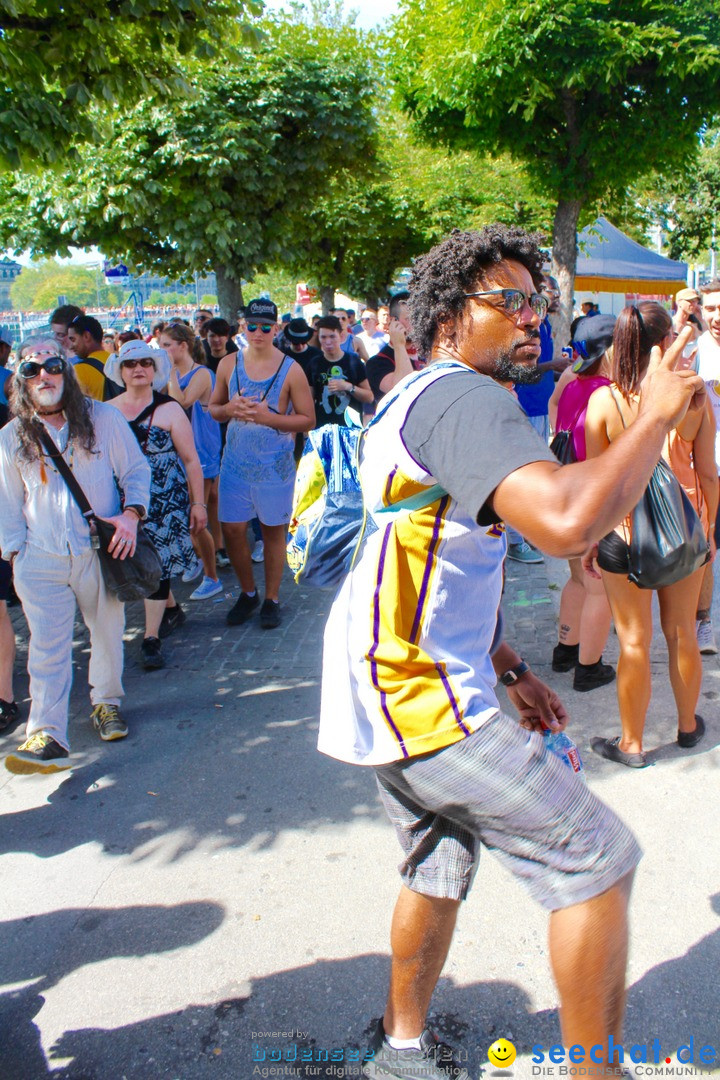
left=591, top=735, right=649, bottom=769
left=677, top=714, right=705, bottom=749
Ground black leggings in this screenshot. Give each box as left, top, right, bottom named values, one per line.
left=597, top=531, right=630, bottom=575
left=148, top=577, right=171, bottom=601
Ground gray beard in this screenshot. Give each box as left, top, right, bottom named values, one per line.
left=492, top=351, right=543, bottom=384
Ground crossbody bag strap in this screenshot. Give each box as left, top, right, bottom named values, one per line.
left=608, top=385, right=629, bottom=430
left=260, top=355, right=287, bottom=402
left=36, top=427, right=95, bottom=522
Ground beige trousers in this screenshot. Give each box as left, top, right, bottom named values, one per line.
left=13, top=544, right=125, bottom=750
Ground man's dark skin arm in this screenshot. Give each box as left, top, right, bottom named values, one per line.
left=491, top=640, right=569, bottom=733
left=492, top=328, right=705, bottom=557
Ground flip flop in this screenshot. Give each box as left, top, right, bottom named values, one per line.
left=677, top=714, right=705, bottom=749
left=591, top=735, right=649, bottom=769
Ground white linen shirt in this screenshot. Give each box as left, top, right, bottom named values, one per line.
left=0, top=400, right=151, bottom=558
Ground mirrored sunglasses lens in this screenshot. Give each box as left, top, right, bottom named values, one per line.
left=44, top=358, right=65, bottom=374
left=504, top=291, right=525, bottom=313
left=18, top=362, right=40, bottom=378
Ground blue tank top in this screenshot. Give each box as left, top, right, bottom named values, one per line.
left=177, top=366, right=222, bottom=477
left=224, top=349, right=296, bottom=483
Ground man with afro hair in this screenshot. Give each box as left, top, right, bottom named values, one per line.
left=319, top=225, right=704, bottom=1077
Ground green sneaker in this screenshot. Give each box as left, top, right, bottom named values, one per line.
left=5, top=733, right=71, bottom=775
left=91, top=704, right=128, bottom=742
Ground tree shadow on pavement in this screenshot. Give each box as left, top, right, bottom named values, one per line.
left=6, top=899, right=719, bottom=1080
left=0, top=900, right=225, bottom=1080
left=0, top=679, right=380, bottom=864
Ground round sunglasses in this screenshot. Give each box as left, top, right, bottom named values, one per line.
left=246, top=323, right=274, bottom=334
left=17, top=356, right=67, bottom=379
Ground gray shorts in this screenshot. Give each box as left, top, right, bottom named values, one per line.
left=374, top=714, right=642, bottom=909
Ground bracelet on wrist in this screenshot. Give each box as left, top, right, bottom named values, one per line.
left=499, top=660, right=530, bottom=686
left=191, top=502, right=208, bottom=509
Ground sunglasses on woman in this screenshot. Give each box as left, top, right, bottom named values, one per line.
left=463, top=289, right=548, bottom=319
left=246, top=323, right=274, bottom=334
left=121, top=357, right=155, bottom=369
left=17, top=356, right=67, bottom=379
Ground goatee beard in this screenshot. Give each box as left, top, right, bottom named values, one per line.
left=492, top=352, right=543, bottom=384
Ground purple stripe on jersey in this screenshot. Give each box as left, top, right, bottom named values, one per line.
left=436, top=662, right=471, bottom=737
left=384, top=466, right=397, bottom=507
left=368, top=522, right=409, bottom=758
left=409, top=494, right=449, bottom=646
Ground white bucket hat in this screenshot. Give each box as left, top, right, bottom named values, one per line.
left=106, top=339, right=172, bottom=391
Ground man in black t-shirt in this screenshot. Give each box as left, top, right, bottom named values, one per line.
left=278, top=318, right=322, bottom=376
left=306, top=315, right=373, bottom=428
left=366, top=290, right=427, bottom=403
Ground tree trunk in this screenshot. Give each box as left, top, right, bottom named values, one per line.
left=550, top=198, right=583, bottom=351
left=320, top=285, right=335, bottom=314
left=215, top=265, right=244, bottom=323
left=365, top=293, right=380, bottom=311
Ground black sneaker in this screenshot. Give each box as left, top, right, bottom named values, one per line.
left=573, top=659, right=616, bottom=693
left=159, top=603, right=186, bottom=639
left=0, top=698, right=19, bottom=732
left=363, top=1022, right=470, bottom=1079
left=141, top=636, right=165, bottom=670
left=260, top=599, right=281, bottom=629
left=227, top=592, right=259, bottom=626
left=552, top=642, right=579, bottom=672
left=5, top=733, right=71, bottom=775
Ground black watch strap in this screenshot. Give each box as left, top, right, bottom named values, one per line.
left=124, top=504, right=147, bottom=521
left=499, top=660, right=530, bottom=686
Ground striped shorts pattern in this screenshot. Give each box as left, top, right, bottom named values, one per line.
left=374, top=713, right=642, bottom=908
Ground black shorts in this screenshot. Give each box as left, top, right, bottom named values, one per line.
left=597, top=531, right=630, bottom=575
left=0, top=557, right=11, bottom=603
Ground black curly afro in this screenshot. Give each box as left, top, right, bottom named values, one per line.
left=408, top=225, right=545, bottom=358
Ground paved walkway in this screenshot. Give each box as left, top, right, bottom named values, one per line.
left=1, top=554, right=719, bottom=1079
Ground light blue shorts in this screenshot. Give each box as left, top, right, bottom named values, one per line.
left=218, top=471, right=295, bottom=527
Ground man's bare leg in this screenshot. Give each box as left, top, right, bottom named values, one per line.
left=382, top=886, right=460, bottom=1038
left=549, top=871, right=634, bottom=1069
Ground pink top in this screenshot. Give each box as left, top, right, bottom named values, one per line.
left=555, top=375, right=611, bottom=462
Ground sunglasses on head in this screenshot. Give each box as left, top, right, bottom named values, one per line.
left=464, top=288, right=548, bottom=319
left=121, top=357, right=155, bottom=369
left=246, top=323, right=274, bottom=334
left=17, top=356, right=67, bottom=379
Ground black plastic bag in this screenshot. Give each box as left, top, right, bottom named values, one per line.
left=628, top=457, right=710, bottom=589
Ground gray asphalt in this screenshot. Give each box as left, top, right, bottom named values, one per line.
left=1, top=554, right=719, bottom=1080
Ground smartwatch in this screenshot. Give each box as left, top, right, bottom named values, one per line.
left=499, top=660, right=530, bottom=686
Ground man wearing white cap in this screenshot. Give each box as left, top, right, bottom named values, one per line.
left=0, top=336, right=150, bottom=774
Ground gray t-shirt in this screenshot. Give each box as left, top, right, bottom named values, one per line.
left=401, top=370, right=556, bottom=525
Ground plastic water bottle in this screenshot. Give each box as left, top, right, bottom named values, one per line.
left=544, top=730, right=587, bottom=783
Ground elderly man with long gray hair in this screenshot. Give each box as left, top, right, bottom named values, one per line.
left=0, top=335, right=150, bottom=775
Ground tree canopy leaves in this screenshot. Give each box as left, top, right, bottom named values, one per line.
left=0, top=0, right=263, bottom=168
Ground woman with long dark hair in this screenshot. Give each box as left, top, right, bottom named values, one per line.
left=584, top=303, right=718, bottom=767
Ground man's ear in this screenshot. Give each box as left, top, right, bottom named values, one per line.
left=435, top=312, right=458, bottom=347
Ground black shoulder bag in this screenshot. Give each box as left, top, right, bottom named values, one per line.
left=37, top=428, right=162, bottom=602
left=609, top=387, right=710, bottom=589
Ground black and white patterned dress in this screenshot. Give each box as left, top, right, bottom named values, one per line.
left=130, top=402, right=195, bottom=580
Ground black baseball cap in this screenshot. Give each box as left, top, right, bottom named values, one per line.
left=245, top=298, right=278, bottom=323
left=571, top=314, right=616, bottom=373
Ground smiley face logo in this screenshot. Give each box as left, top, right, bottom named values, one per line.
left=487, top=1038, right=516, bottom=1070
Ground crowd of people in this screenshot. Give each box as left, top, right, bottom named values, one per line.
left=1, top=228, right=719, bottom=1077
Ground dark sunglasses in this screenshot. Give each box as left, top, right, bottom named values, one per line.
left=17, top=356, right=67, bottom=379
left=246, top=323, right=274, bottom=334
left=464, top=289, right=548, bottom=319
left=121, top=357, right=155, bottom=369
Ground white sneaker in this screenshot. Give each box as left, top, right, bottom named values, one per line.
left=189, top=576, right=224, bottom=601
left=182, top=558, right=203, bottom=583
left=251, top=540, right=265, bottom=563
left=696, top=619, right=718, bottom=654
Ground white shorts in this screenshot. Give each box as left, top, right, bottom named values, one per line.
left=218, top=471, right=295, bottom=527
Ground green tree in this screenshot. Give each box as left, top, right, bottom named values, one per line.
left=664, top=130, right=720, bottom=270
left=392, top=0, right=720, bottom=339
left=10, top=260, right=97, bottom=311
left=0, top=24, right=375, bottom=320
left=0, top=0, right=262, bottom=169
left=200, top=294, right=219, bottom=307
